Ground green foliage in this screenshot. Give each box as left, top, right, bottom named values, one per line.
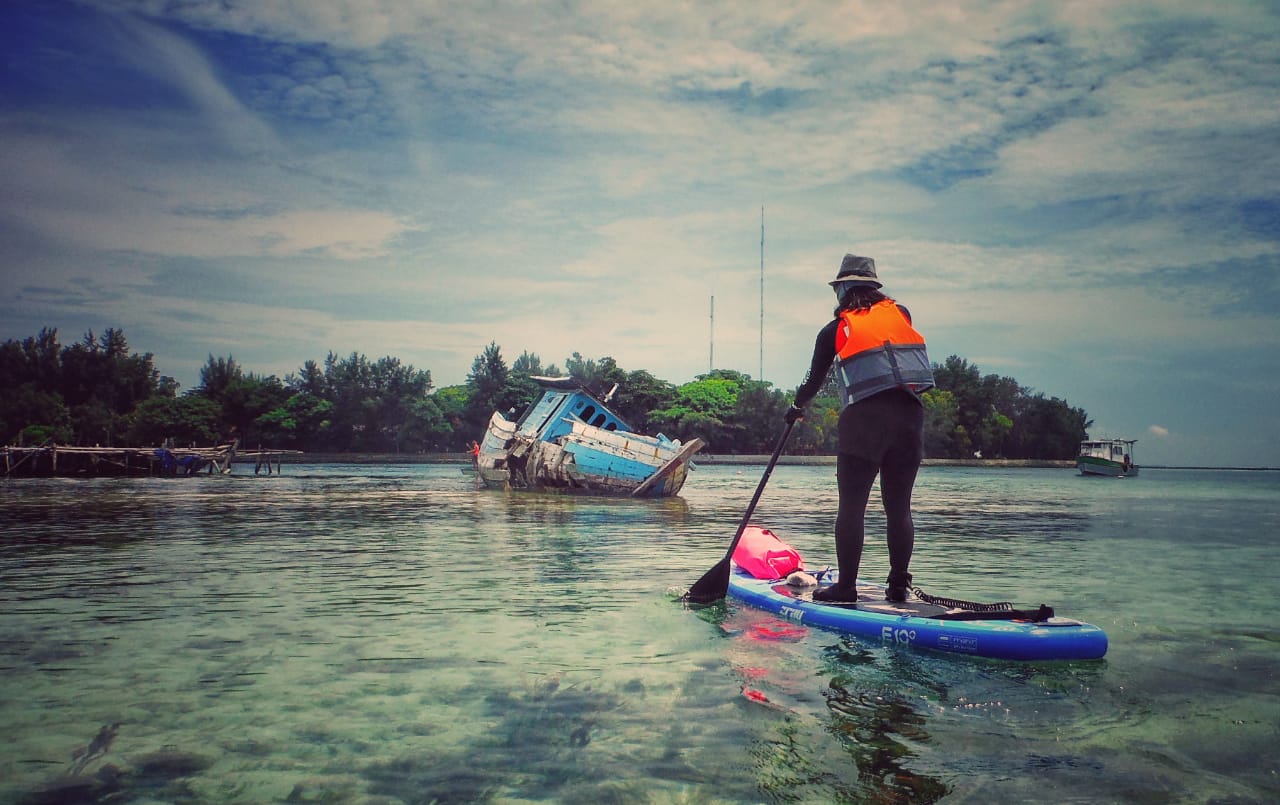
left=789, top=396, right=841, bottom=455
left=197, top=354, right=243, bottom=401
left=680, top=377, right=740, bottom=415
left=730, top=380, right=790, bottom=453
left=464, top=342, right=510, bottom=434
left=564, top=351, right=606, bottom=388
left=0, top=328, right=1092, bottom=460
left=193, top=357, right=292, bottom=445
left=921, top=389, right=968, bottom=457
left=505, top=350, right=558, bottom=422
left=462, top=346, right=569, bottom=444
left=295, top=351, right=438, bottom=452
left=647, top=376, right=740, bottom=448
left=646, top=370, right=786, bottom=452
left=1006, top=394, right=1091, bottom=460
left=127, top=396, right=222, bottom=446
left=292, top=359, right=326, bottom=396
left=18, top=423, right=71, bottom=444
left=60, top=329, right=161, bottom=416
left=0, top=328, right=165, bottom=446
left=928, top=355, right=1090, bottom=459
left=781, top=355, right=1088, bottom=460
left=254, top=393, right=334, bottom=449
left=433, top=385, right=471, bottom=441
left=512, top=350, right=560, bottom=378
left=607, top=369, right=676, bottom=433
left=3, top=384, right=75, bottom=445
left=406, top=396, right=451, bottom=450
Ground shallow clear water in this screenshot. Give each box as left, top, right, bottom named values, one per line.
left=1, top=464, right=1277, bottom=803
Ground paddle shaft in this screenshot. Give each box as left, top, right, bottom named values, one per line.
left=721, top=420, right=794, bottom=563
left=684, top=420, right=794, bottom=603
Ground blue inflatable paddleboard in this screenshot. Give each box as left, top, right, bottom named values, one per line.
left=727, top=567, right=1108, bottom=661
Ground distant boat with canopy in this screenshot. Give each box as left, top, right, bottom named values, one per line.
left=1077, top=438, right=1138, bottom=477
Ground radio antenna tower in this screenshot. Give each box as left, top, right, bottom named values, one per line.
left=708, top=295, right=715, bottom=373
left=758, top=206, right=764, bottom=381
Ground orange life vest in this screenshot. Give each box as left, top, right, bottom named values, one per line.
left=834, top=299, right=934, bottom=406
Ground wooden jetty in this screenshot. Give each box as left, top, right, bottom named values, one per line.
left=240, top=446, right=302, bottom=475
left=2, top=442, right=302, bottom=478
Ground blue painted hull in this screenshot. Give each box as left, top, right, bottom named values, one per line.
left=563, top=441, right=658, bottom=484
left=728, top=568, right=1108, bottom=661
left=477, top=409, right=703, bottom=497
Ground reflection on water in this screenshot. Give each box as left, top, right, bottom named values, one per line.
left=823, top=678, right=949, bottom=803
left=1, top=465, right=1277, bottom=803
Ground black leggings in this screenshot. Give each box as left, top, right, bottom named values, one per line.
left=834, top=451, right=920, bottom=584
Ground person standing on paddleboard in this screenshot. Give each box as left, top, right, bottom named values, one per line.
left=786, top=254, right=935, bottom=603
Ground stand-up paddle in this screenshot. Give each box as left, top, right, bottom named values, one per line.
left=683, top=421, right=794, bottom=604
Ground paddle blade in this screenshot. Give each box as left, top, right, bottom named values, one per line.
left=683, top=557, right=731, bottom=604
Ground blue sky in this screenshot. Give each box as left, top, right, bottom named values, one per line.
left=2, top=0, right=1277, bottom=467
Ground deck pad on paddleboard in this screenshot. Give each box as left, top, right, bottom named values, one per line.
left=727, top=568, right=1108, bottom=661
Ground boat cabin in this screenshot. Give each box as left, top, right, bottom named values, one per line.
left=515, top=386, right=634, bottom=443
left=1078, top=439, right=1135, bottom=464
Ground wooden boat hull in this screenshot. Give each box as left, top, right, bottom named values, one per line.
left=477, top=412, right=703, bottom=497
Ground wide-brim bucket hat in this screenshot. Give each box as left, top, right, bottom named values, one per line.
left=828, top=254, right=881, bottom=288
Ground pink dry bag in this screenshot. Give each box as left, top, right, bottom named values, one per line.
left=732, top=526, right=804, bottom=580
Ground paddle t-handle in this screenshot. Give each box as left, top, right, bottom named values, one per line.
left=683, top=420, right=794, bottom=603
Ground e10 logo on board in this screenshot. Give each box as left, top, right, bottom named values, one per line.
left=881, top=626, right=916, bottom=645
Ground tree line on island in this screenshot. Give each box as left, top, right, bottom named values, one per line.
left=1, top=327, right=1091, bottom=459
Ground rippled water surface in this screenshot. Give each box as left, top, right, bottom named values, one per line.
left=2, top=464, right=1277, bottom=803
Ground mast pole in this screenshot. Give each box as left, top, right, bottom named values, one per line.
left=759, top=205, right=764, bottom=381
